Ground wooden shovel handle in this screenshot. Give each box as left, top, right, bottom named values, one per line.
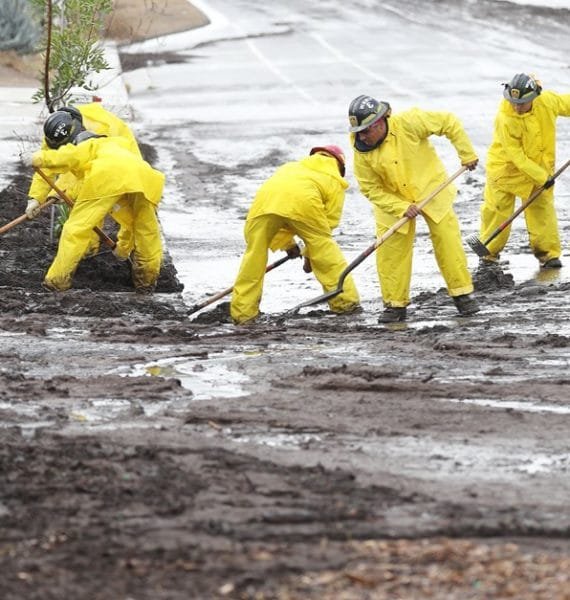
left=34, top=168, right=116, bottom=249
left=0, top=196, right=59, bottom=235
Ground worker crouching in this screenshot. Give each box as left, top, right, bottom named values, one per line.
left=25, top=110, right=165, bottom=293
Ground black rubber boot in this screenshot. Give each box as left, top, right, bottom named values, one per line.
left=541, top=258, right=562, bottom=269
left=378, top=307, right=407, bottom=323
left=453, top=294, right=480, bottom=316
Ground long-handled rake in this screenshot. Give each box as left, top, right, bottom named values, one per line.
left=466, top=158, right=570, bottom=257
left=286, top=165, right=468, bottom=314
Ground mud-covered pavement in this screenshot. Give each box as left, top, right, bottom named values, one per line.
left=2, top=0, right=570, bottom=596
left=1, top=160, right=570, bottom=599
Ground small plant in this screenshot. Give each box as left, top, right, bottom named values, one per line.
left=52, top=202, right=70, bottom=239
left=29, top=0, right=113, bottom=111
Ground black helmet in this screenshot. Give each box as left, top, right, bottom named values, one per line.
left=43, top=110, right=84, bottom=149
left=348, top=95, right=391, bottom=133
left=58, top=105, right=83, bottom=123
left=503, top=73, right=542, bottom=105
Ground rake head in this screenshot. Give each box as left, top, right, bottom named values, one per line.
left=466, top=234, right=490, bottom=258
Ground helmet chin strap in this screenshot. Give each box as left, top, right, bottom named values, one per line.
left=73, top=130, right=106, bottom=145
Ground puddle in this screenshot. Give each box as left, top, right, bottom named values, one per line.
left=134, top=354, right=250, bottom=399
left=206, top=426, right=322, bottom=449
left=348, top=435, right=568, bottom=480
left=47, top=327, right=85, bottom=340
left=69, top=398, right=135, bottom=423
left=443, top=398, right=570, bottom=415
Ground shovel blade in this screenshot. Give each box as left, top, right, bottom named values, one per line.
left=286, top=287, right=342, bottom=315
left=466, top=234, right=490, bottom=258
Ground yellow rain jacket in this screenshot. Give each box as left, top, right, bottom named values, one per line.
left=230, top=153, right=359, bottom=323
left=480, top=91, right=570, bottom=263
left=486, top=92, right=570, bottom=197
left=353, top=108, right=477, bottom=233
left=352, top=108, right=477, bottom=306
left=28, top=103, right=142, bottom=258
left=248, top=152, right=348, bottom=242
left=28, top=102, right=142, bottom=202
left=37, top=136, right=164, bottom=291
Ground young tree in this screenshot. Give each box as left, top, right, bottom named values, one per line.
left=29, top=0, right=113, bottom=111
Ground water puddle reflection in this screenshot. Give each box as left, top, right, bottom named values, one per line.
left=443, top=397, right=570, bottom=415
left=134, top=354, right=250, bottom=399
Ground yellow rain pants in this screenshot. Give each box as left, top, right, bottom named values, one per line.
left=231, top=215, right=360, bottom=324
left=479, top=91, right=570, bottom=262
left=44, top=193, right=162, bottom=291
left=376, top=210, right=473, bottom=307
left=480, top=183, right=559, bottom=263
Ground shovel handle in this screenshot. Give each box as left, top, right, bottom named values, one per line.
left=482, top=158, right=570, bottom=247
left=34, top=168, right=117, bottom=250
left=0, top=196, right=60, bottom=235
left=188, top=253, right=294, bottom=315
left=288, top=166, right=469, bottom=313
left=340, top=165, right=468, bottom=288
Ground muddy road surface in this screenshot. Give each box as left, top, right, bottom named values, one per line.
left=1, top=164, right=570, bottom=600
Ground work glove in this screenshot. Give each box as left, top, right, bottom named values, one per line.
left=286, top=244, right=301, bottom=259
left=19, top=150, right=42, bottom=169
left=544, top=176, right=555, bottom=189
left=25, top=198, right=42, bottom=219
left=303, top=257, right=312, bottom=273
left=112, top=246, right=130, bottom=262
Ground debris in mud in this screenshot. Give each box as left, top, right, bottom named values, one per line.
left=473, top=261, right=515, bottom=291
left=190, top=300, right=232, bottom=324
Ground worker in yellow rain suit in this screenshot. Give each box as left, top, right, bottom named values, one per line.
left=479, top=73, right=570, bottom=269
left=348, top=95, right=479, bottom=323
left=25, top=102, right=142, bottom=259
left=23, top=110, right=164, bottom=293
left=230, top=146, right=360, bottom=324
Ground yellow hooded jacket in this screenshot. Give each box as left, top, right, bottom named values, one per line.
left=352, top=108, right=477, bottom=233
left=36, top=136, right=164, bottom=206
left=246, top=152, right=348, bottom=250
left=486, top=91, right=570, bottom=197
left=28, top=102, right=142, bottom=202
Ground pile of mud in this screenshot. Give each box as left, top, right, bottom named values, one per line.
left=0, top=167, right=183, bottom=302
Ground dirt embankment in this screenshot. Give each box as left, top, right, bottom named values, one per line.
left=0, top=0, right=208, bottom=86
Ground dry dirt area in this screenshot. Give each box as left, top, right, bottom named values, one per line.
left=1, top=2, right=570, bottom=600
left=0, top=0, right=208, bottom=85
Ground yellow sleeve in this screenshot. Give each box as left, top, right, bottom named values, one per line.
left=38, top=142, right=92, bottom=174
left=269, top=228, right=295, bottom=252
left=496, top=114, right=548, bottom=185
left=409, top=109, right=478, bottom=164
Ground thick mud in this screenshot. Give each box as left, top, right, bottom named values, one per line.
left=1, top=164, right=570, bottom=599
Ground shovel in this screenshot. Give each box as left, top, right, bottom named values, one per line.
left=188, top=252, right=298, bottom=316
left=466, top=159, right=570, bottom=257
left=34, top=168, right=118, bottom=250
left=287, top=165, right=468, bottom=313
